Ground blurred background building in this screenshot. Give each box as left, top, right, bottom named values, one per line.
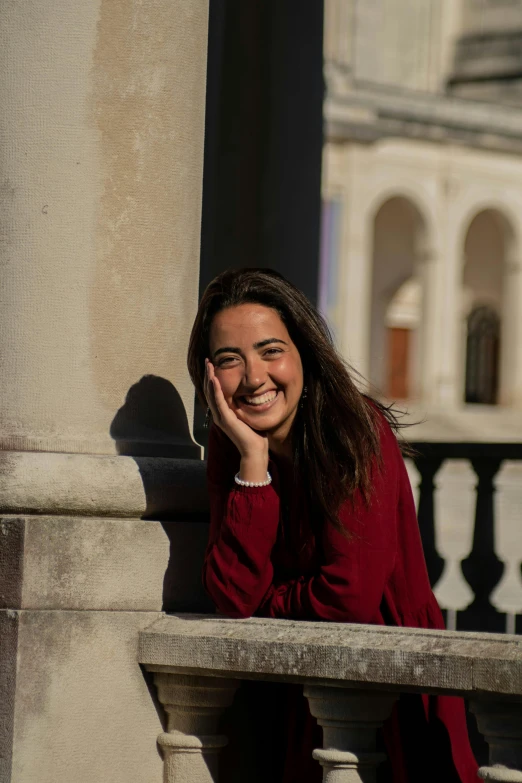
left=321, top=0, right=522, bottom=437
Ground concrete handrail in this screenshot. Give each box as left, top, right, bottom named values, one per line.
left=139, top=613, right=522, bottom=697
left=139, top=614, right=522, bottom=783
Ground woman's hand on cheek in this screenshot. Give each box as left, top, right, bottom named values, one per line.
left=205, top=360, right=269, bottom=465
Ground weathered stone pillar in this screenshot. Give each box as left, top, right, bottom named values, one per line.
left=152, top=673, right=239, bottom=783
left=0, top=0, right=205, bottom=456
left=471, top=700, right=522, bottom=782
left=0, top=2, right=209, bottom=782
left=305, top=685, right=396, bottom=783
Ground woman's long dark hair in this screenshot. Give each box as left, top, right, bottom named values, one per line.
left=187, top=268, right=403, bottom=533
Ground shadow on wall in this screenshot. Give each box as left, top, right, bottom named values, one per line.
left=110, top=375, right=213, bottom=614
left=111, top=375, right=201, bottom=459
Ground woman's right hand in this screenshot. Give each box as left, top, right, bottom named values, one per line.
left=204, top=360, right=269, bottom=472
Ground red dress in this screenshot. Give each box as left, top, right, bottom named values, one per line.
left=203, top=415, right=479, bottom=783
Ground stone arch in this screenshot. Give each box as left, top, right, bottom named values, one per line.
left=369, top=195, right=430, bottom=399
left=368, top=184, right=436, bottom=234
left=456, top=199, right=519, bottom=263
left=460, top=207, right=519, bottom=405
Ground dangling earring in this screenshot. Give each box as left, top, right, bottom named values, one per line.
left=203, top=407, right=212, bottom=429
left=300, top=386, right=308, bottom=408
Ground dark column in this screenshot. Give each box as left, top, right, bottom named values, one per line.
left=259, top=1, right=325, bottom=302
left=199, top=0, right=324, bottom=303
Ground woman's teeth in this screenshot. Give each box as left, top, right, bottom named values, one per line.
left=243, top=391, right=278, bottom=406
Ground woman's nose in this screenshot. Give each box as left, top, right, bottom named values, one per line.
left=243, top=357, right=267, bottom=389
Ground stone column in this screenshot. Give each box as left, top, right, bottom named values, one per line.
left=305, top=685, right=396, bottom=783
left=471, top=700, right=522, bottom=782
left=500, top=259, right=522, bottom=409
left=0, top=3, right=209, bottom=783
left=0, top=0, right=205, bottom=457
left=417, top=247, right=443, bottom=405
left=432, top=235, right=463, bottom=408
left=152, top=673, right=239, bottom=783
left=324, top=0, right=354, bottom=72
left=337, top=171, right=374, bottom=379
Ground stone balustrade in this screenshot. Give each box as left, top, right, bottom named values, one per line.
left=139, top=613, right=522, bottom=783
left=410, top=441, right=522, bottom=634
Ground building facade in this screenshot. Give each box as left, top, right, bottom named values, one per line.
left=321, top=0, right=522, bottom=415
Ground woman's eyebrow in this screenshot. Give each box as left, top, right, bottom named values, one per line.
left=213, top=338, right=288, bottom=358
left=253, top=338, right=288, bottom=349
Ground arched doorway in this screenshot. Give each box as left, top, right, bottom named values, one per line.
left=465, top=306, right=500, bottom=404
left=462, top=209, right=515, bottom=406
left=385, top=278, right=422, bottom=399
left=370, top=196, right=427, bottom=400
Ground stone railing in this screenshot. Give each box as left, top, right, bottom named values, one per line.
left=410, top=441, right=522, bottom=635
left=139, top=613, right=522, bottom=783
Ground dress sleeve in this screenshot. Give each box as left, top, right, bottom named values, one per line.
left=203, top=426, right=281, bottom=618
left=258, top=420, right=400, bottom=623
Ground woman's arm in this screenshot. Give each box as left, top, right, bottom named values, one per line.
left=258, top=423, right=400, bottom=623
left=203, top=426, right=280, bottom=618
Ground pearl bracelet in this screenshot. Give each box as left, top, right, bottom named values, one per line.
left=234, top=471, right=272, bottom=488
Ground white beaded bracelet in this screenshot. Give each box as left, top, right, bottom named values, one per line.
left=234, top=471, right=272, bottom=488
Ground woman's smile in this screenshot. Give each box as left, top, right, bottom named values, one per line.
left=237, top=389, right=281, bottom=411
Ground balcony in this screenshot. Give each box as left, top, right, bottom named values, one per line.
left=136, top=435, right=522, bottom=781
left=139, top=613, right=522, bottom=783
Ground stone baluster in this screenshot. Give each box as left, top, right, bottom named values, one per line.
left=470, top=700, right=522, bottom=782
left=151, top=672, right=239, bottom=783
left=414, top=454, right=445, bottom=587
left=304, top=685, right=396, bottom=783
left=459, top=457, right=505, bottom=632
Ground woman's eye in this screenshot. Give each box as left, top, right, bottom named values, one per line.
left=217, top=356, right=238, bottom=367
left=264, top=348, right=282, bottom=357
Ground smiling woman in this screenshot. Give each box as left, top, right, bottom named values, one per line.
left=208, top=303, right=303, bottom=467
left=188, top=268, right=387, bottom=531
left=186, top=268, right=479, bottom=783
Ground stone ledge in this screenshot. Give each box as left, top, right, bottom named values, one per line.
left=324, top=73, right=522, bottom=152
left=0, top=516, right=211, bottom=612
left=139, top=614, right=522, bottom=698
left=0, top=451, right=208, bottom=518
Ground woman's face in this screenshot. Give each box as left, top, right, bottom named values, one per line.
left=208, top=303, right=304, bottom=441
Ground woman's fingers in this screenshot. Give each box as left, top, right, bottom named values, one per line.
left=206, top=360, right=247, bottom=433
left=209, top=370, right=229, bottom=417
left=210, top=372, right=240, bottom=432
left=206, top=360, right=234, bottom=430
left=205, top=360, right=221, bottom=422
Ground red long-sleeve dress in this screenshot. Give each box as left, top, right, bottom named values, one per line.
left=203, top=414, right=479, bottom=783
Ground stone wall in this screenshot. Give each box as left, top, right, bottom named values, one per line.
left=0, top=2, right=210, bottom=782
